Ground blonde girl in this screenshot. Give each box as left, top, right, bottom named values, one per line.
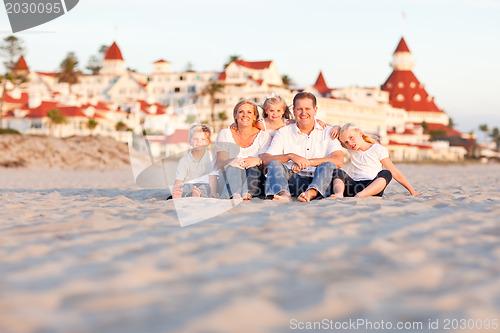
left=331, top=123, right=419, bottom=197
left=257, top=93, right=340, bottom=139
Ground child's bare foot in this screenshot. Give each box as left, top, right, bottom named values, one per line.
left=330, top=193, right=344, bottom=198
left=192, top=186, right=201, bottom=197
left=242, top=193, right=252, bottom=200
left=273, top=191, right=292, bottom=202
left=172, top=188, right=183, bottom=199
left=232, top=193, right=242, bottom=200
left=298, top=189, right=318, bottom=202
left=354, top=192, right=366, bottom=198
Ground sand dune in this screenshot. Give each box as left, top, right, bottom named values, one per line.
left=1, top=164, right=500, bottom=333
left=0, top=135, right=130, bottom=169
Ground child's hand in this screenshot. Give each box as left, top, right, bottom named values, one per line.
left=291, top=163, right=300, bottom=173
left=330, top=125, right=341, bottom=140
left=285, top=119, right=296, bottom=126
left=317, top=119, right=327, bottom=129
left=255, top=119, right=265, bottom=131
left=229, top=122, right=237, bottom=130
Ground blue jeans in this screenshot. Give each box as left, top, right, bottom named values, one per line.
left=219, top=166, right=262, bottom=199
left=265, top=161, right=336, bottom=198
left=181, top=183, right=210, bottom=197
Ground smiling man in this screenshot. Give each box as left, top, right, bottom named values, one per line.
left=262, top=92, right=344, bottom=202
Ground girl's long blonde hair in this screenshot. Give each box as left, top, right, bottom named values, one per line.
left=340, top=123, right=376, bottom=144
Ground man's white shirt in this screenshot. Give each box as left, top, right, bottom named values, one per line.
left=266, top=122, right=343, bottom=176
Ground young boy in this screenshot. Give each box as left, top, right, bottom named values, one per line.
left=172, top=124, right=218, bottom=199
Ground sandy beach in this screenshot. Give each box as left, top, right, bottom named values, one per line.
left=1, top=163, right=500, bottom=333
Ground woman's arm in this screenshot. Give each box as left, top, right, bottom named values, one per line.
left=381, top=158, right=419, bottom=196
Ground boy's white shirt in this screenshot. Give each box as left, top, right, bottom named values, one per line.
left=175, top=148, right=218, bottom=184
left=348, top=143, right=389, bottom=181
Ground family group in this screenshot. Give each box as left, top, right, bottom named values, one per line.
left=172, top=92, right=419, bottom=202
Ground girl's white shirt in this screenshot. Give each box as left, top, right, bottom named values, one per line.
left=348, top=143, right=389, bottom=181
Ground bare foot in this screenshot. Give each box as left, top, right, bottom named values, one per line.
left=192, top=186, right=201, bottom=197
left=242, top=193, right=252, bottom=200
left=330, top=193, right=344, bottom=198
left=172, top=188, right=183, bottom=199
left=273, top=191, right=292, bottom=202
left=354, top=192, right=366, bottom=198
left=298, top=189, right=318, bottom=202
left=232, top=193, right=242, bottom=200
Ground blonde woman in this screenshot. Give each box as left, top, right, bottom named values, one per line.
left=216, top=99, right=271, bottom=200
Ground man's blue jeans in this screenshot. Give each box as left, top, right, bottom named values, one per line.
left=265, top=161, right=336, bottom=198
left=219, top=165, right=262, bottom=199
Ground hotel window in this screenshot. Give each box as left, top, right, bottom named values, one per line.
left=179, top=76, right=183, bottom=81
left=174, top=87, right=180, bottom=93
left=188, top=85, right=196, bottom=93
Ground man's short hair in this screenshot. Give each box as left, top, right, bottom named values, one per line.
left=293, top=92, right=317, bottom=108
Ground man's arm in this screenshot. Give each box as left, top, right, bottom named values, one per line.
left=307, top=150, right=344, bottom=168
left=262, top=152, right=310, bottom=169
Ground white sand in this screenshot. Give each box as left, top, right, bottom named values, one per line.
left=1, top=164, right=500, bottom=333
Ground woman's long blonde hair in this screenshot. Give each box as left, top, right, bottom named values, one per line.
left=340, top=123, right=376, bottom=144
left=233, top=99, right=259, bottom=128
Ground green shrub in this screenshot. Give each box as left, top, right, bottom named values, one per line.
left=0, top=128, right=21, bottom=135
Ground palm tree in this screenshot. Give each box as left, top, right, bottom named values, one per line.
left=115, top=121, right=128, bottom=131
left=281, top=74, right=294, bottom=87
left=58, top=52, right=80, bottom=94
left=479, top=124, right=489, bottom=143
left=0, top=35, right=25, bottom=129
left=87, top=118, right=98, bottom=136
left=490, top=127, right=500, bottom=150
left=223, top=54, right=240, bottom=69
left=200, top=82, right=224, bottom=128
left=47, top=108, right=67, bottom=137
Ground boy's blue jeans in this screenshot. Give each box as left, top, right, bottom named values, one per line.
left=265, top=161, right=336, bottom=198
left=180, top=183, right=210, bottom=197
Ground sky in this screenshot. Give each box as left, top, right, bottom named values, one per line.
left=1, top=0, right=499, bottom=135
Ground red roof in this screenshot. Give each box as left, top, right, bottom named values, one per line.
left=104, top=42, right=124, bottom=61
left=14, top=56, right=29, bottom=72
left=36, top=72, right=56, bottom=77
left=381, top=70, right=442, bottom=112
left=4, top=92, right=28, bottom=106
left=165, top=129, right=189, bottom=144
left=394, top=37, right=411, bottom=53
left=217, top=72, right=226, bottom=80
left=314, top=71, right=330, bottom=96
left=154, top=59, right=170, bottom=63
left=426, top=123, right=462, bottom=136
left=138, top=100, right=167, bottom=115
left=387, top=128, right=415, bottom=135
left=25, top=101, right=59, bottom=118
left=234, top=60, right=272, bottom=70
left=59, top=106, right=87, bottom=117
